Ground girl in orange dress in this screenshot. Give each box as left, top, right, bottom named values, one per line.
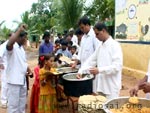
left=38, top=54, right=58, bottom=113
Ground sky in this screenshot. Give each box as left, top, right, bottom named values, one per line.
left=0, top=0, right=38, bottom=29
left=0, top=0, right=93, bottom=30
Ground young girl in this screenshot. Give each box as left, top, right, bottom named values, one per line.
left=38, top=54, right=58, bottom=113
left=30, top=55, right=45, bottom=113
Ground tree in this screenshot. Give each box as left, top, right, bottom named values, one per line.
left=0, top=21, right=11, bottom=40
left=30, top=0, right=58, bottom=33
left=58, top=0, right=84, bottom=30
left=13, top=11, right=40, bottom=43
left=84, top=0, right=115, bottom=25
left=84, top=0, right=115, bottom=37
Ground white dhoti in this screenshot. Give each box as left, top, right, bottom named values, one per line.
left=7, top=83, right=27, bottom=113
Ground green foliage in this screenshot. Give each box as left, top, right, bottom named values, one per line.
left=84, top=0, right=115, bottom=25
left=58, top=0, right=84, bottom=30
left=0, top=21, right=11, bottom=40
left=0, top=0, right=115, bottom=40
left=0, top=27, right=11, bottom=40
left=30, top=0, right=58, bottom=33
left=0, top=21, right=5, bottom=27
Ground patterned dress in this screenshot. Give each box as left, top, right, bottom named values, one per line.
left=38, top=68, right=58, bottom=113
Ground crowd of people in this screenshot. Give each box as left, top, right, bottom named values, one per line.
left=0, top=15, right=150, bottom=113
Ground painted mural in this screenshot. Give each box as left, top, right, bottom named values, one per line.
left=115, top=0, right=150, bottom=41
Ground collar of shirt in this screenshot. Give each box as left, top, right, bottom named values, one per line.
left=102, top=36, right=112, bottom=46
left=85, top=27, right=94, bottom=38
left=43, top=42, right=52, bottom=46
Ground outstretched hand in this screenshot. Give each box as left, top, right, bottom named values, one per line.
left=129, top=86, right=139, bottom=97
left=139, top=82, right=150, bottom=93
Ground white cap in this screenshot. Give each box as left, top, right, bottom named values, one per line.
left=69, top=28, right=74, bottom=32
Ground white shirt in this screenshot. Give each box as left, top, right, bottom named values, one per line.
left=72, top=53, right=78, bottom=60
left=79, top=37, right=123, bottom=95
left=146, top=60, right=150, bottom=99
left=77, top=27, right=100, bottom=67
left=0, top=40, right=8, bottom=77
left=6, top=42, right=28, bottom=85
left=0, top=41, right=8, bottom=67
left=71, top=35, right=78, bottom=46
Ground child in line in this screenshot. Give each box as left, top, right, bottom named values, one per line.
left=70, top=45, right=78, bottom=60
left=30, top=55, right=45, bottom=113
left=54, top=40, right=61, bottom=53
left=38, top=54, right=58, bottom=113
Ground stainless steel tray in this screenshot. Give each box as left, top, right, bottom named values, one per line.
left=103, top=96, right=150, bottom=113
left=56, top=67, right=78, bottom=74
left=63, top=73, right=94, bottom=81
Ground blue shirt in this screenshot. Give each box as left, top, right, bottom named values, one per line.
left=39, top=42, right=53, bottom=55
left=56, top=49, right=72, bottom=58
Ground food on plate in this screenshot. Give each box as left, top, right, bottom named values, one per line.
left=110, top=97, right=150, bottom=113
left=129, top=96, right=139, bottom=104
left=78, top=95, right=107, bottom=112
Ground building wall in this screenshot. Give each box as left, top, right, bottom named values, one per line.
left=121, top=43, right=150, bottom=79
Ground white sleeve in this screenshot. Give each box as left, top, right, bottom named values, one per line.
left=0, top=41, right=7, bottom=57
left=78, top=47, right=98, bottom=74
left=146, top=59, right=150, bottom=76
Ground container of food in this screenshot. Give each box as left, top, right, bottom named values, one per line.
left=62, top=73, right=94, bottom=97
left=103, top=96, right=150, bottom=113
left=78, top=95, right=107, bottom=113
left=56, top=67, right=78, bottom=74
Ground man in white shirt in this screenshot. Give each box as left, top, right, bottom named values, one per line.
left=69, top=28, right=78, bottom=45
left=78, top=23, right=123, bottom=100
left=130, top=60, right=150, bottom=99
left=72, top=16, right=100, bottom=68
left=0, top=40, right=8, bottom=108
left=75, top=28, right=84, bottom=46
left=6, top=25, right=33, bottom=113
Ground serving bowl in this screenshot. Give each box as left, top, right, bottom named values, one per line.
left=103, top=96, right=150, bottom=113
left=62, top=73, right=94, bottom=97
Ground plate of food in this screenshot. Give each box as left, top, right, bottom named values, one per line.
left=103, top=96, right=150, bottom=113
left=56, top=67, right=78, bottom=74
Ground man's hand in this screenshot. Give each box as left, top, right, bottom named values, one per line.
left=6, top=24, right=28, bottom=51
left=76, top=73, right=82, bottom=79
left=26, top=72, right=33, bottom=78
left=71, top=63, right=77, bottom=69
left=129, top=86, right=139, bottom=97
left=89, top=67, right=99, bottom=75
left=18, top=24, right=27, bottom=32
left=139, top=82, right=150, bottom=93
left=26, top=67, right=33, bottom=78
left=71, top=59, right=79, bottom=69
left=0, top=64, right=4, bottom=70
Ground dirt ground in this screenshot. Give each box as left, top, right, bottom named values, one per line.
left=0, top=48, right=145, bottom=113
